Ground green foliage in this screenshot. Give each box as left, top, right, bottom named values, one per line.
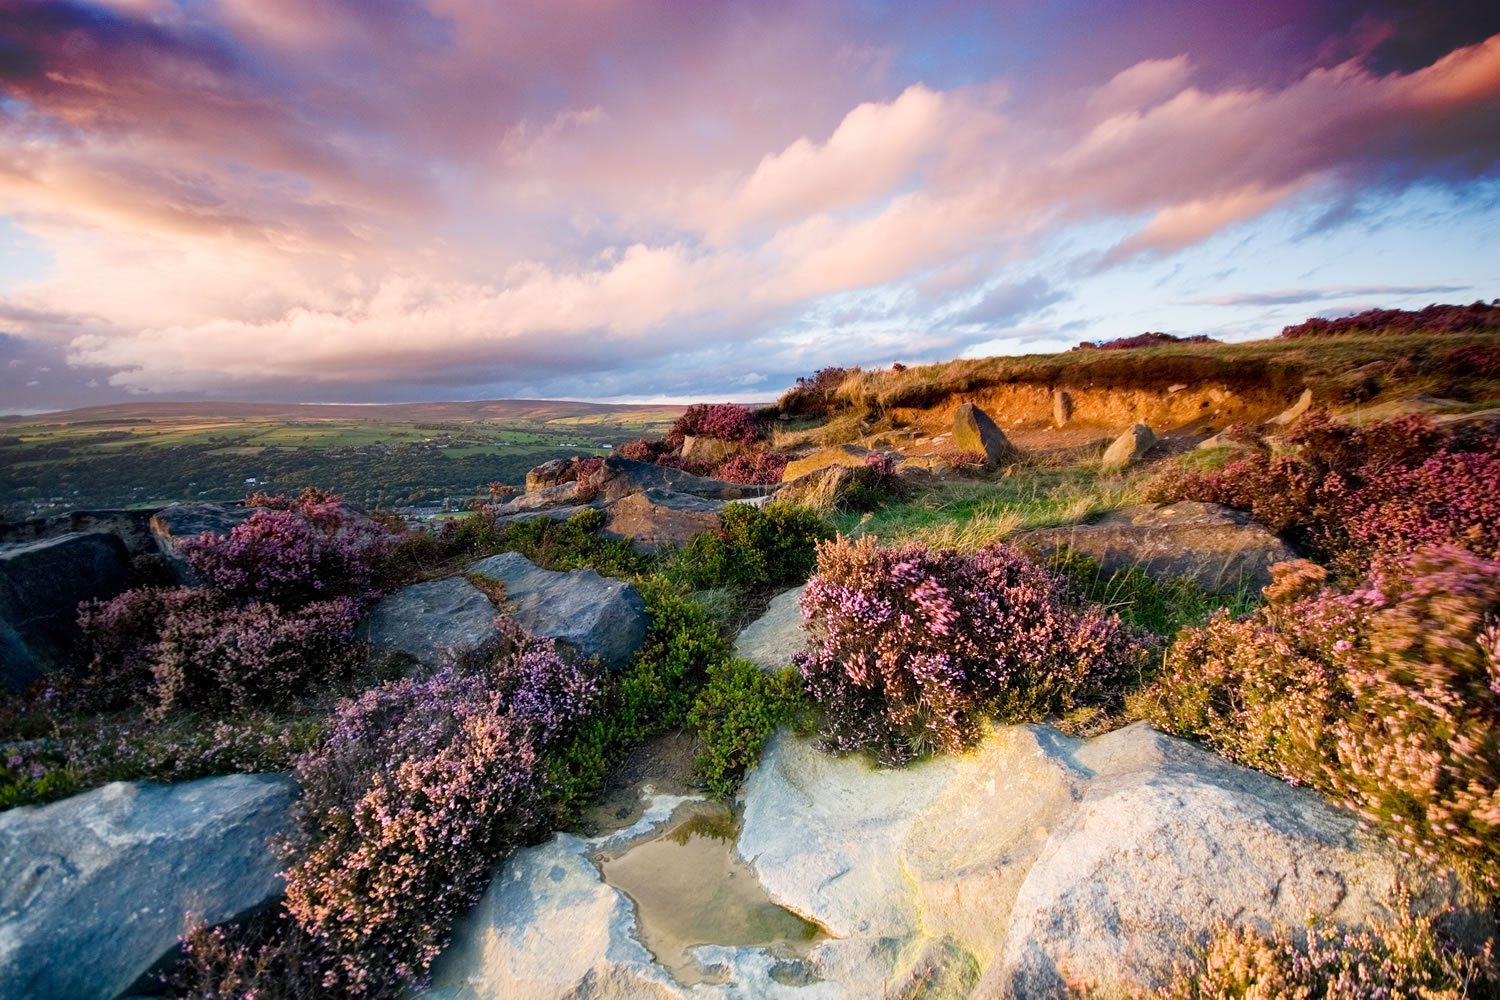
left=664, top=501, right=831, bottom=592
left=495, top=507, right=649, bottom=578
left=689, top=660, right=803, bottom=797
left=1043, top=548, right=1260, bottom=640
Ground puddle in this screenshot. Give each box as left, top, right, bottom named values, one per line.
left=597, top=801, right=824, bottom=985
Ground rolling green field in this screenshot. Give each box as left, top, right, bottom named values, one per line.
left=0, top=400, right=684, bottom=518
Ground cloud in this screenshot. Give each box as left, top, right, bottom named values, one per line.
left=0, top=2, right=1497, bottom=405
left=1192, top=283, right=1473, bottom=306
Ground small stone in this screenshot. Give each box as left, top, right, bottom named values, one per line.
left=951, top=403, right=1017, bottom=466
left=1100, top=423, right=1155, bottom=470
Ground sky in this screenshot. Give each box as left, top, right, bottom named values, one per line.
left=0, top=0, right=1498, bottom=412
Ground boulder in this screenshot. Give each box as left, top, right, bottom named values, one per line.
left=1051, top=389, right=1073, bottom=428
left=733, top=585, right=808, bottom=672
left=739, top=722, right=1470, bottom=999
left=0, top=508, right=161, bottom=556
left=360, top=576, right=501, bottom=672
left=601, top=490, right=724, bottom=553
left=1266, top=387, right=1313, bottom=426
left=780, top=446, right=869, bottom=483
left=492, top=481, right=582, bottom=514
left=149, top=502, right=257, bottom=585
left=526, top=459, right=577, bottom=493
left=468, top=552, right=648, bottom=670
left=1099, top=422, right=1156, bottom=470
left=1016, top=501, right=1295, bottom=593
left=0, top=774, right=297, bottom=1000
left=773, top=465, right=856, bottom=514
left=0, top=532, right=131, bottom=689
left=951, top=403, right=1016, bottom=466
left=588, top=455, right=772, bottom=503
left=680, top=435, right=742, bottom=467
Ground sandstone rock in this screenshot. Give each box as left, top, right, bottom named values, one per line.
left=360, top=576, right=501, bottom=672
left=780, top=446, right=869, bottom=483
left=492, top=481, right=581, bottom=513
left=526, top=458, right=578, bottom=493
left=0, top=774, right=297, bottom=1000
left=0, top=532, right=131, bottom=689
left=1100, top=422, right=1155, bottom=470
left=739, top=723, right=1469, bottom=999
left=773, top=464, right=855, bottom=514
left=601, top=489, right=724, bottom=553
left=1266, top=386, right=1313, bottom=426
left=733, top=585, right=808, bottom=672
left=1052, top=390, right=1073, bottom=428
left=896, top=457, right=952, bottom=478
left=680, top=434, right=742, bottom=467
left=1016, top=501, right=1295, bottom=593
left=951, top=403, right=1016, bottom=466
left=0, top=508, right=161, bottom=556
left=589, top=455, right=771, bottom=503
left=149, top=502, right=257, bottom=584
left=469, top=551, right=648, bottom=670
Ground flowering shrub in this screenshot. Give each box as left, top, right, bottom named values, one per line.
left=777, top=366, right=856, bottom=417
left=716, top=450, right=790, bottom=484
left=1145, top=413, right=1500, bottom=572
left=1140, top=548, right=1500, bottom=892
left=569, top=455, right=604, bottom=481
left=1072, top=331, right=1217, bottom=351
left=667, top=403, right=760, bottom=445
left=279, top=620, right=599, bottom=993
left=1446, top=343, right=1500, bottom=378
left=797, top=536, right=1146, bottom=764
left=75, top=587, right=359, bottom=717
left=1279, top=299, right=1500, bottom=338
left=182, top=491, right=396, bottom=607
left=616, top=438, right=664, bottom=462
left=938, top=449, right=987, bottom=469
left=1155, top=906, right=1497, bottom=999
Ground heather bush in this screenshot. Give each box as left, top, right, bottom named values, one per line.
left=616, top=437, right=664, bottom=462
left=689, top=659, right=803, bottom=797
left=75, top=587, right=359, bottom=717
left=776, top=365, right=857, bottom=418
left=716, top=450, right=790, bottom=484
left=938, top=449, right=988, bottom=470
left=797, top=535, right=1146, bottom=765
left=1447, top=343, right=1500, bottom=378
left=1139, top=548, right=1500, bottom=893
left=280, top=620, right=599, bottom=993
left=1154, top=906, right=1497, bottom=999
left=667, top=402, right=761, bottom=446
left=1279, top=299, right=1500, bottom=338
left=182, top=491, right=396, bottom=608
left=1145, top=412, right=1500, bottom=572
left=664, top=501, right=832, bottom=593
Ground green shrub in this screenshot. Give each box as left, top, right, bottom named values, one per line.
left=689, top=660, right=803, bottom=797
left=496, top=507, right=648, bottom=578
left=664, top=501, right=831, bottom=592
left=1042, top=548, right=1259, bottom=640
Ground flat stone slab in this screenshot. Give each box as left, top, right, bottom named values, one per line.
left=733, top=585, right=808, bottom=672
left=601, top=490, right=725, bottom=553
left=361, top=576, right=501, bottom=671
left=469, top=552, right=648, bottom=670
left=0, top=773, right=298, bottom=1000
left=589, top=455, right=773, bottom=503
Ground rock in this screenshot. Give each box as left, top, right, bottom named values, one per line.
left=0, top=508, right=161, bottom=556
left=680, top=435, right=742, bottom=467
left=468, top=552, right=648, bottom=670
left=149, top=502, right=257, bottom=585
left=589, top=455, right=771, bottom=503
left=1016, top=501, right=1295, bottom=593
left=601, top=489, right=725, bottom=553
left=951, top=403, right=1017, bottom=466
left=780, top=446, right=869, bottom=483
left=733, top=585, right=808, bottom=672
left=0, top=532, right=131, bottom=689
left=492, top=481, right=582, bottom=513
left=1266, top=387, right=1313, bottom=426
left=0, top=774, right=297, bottom=1000
left=1051, top=390, right=1073, bottom=428
left=526, top=459, right=577, bottom=493
left=360, top=577, right=501, bottom=672
left=773, top=464, right=855, bottom=514
left=1099, top=422, right=1156, bottom=470
left=739, top=723, right=1469, bottom=1000
left=896, top=456, right=952, bottom=478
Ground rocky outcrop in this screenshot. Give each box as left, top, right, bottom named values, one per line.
left=601, top=490, right=724, bottom=553
left=733, top=585, right=808, bottom=672
left=0, top=532, right=131, bottom=689
left=1266, top=387, right=1313, bottom=426
left=1016, top=500, right=1295, bottom=593
left=492, top=481, right=582, bottom=513
left=0, top=774, right=297, bottom=1000
left=951, top=403, right=1016, bottom=466
left=360, top=576, right=501, bottom=672
left=0, top=508, right=161, bottom=556
left=680, top=435, right=742, bottom=467
left=738, top=722, right=1470, bottom=999
left=1100, top=422, right=1156, bottom=470
left=149, top=502, right=257, bottom=584
left=526, top=459, right=578, bottom=493
left=588, top=455, right=772, bottom=503
left=469, top=552, right=648, bottom=670
left=780, top=446, right=869, bottom=483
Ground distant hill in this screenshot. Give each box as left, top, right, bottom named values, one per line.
left=1, top=398, right=687, bottom=427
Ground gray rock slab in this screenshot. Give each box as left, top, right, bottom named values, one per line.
left=0, top=531, right=131, bottom=688
left=733, top=586, right=808, bottom=672
left=361, top=576, right=501, bottom=671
